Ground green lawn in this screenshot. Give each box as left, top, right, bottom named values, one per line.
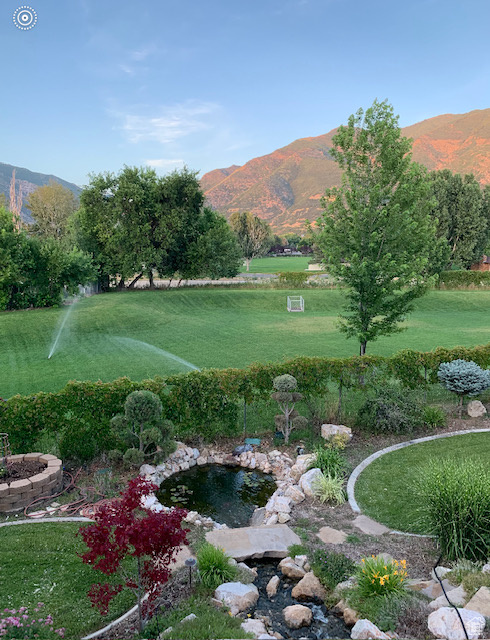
left=354, top=432, right=490, bottom=533
left=0, top=522, right=135, bottom=639
left=1, top=288, right=490, bottom=397
left=240, top=256, right=314, bottom=272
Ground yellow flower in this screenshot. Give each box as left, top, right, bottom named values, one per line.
left=371, top=579, right=375, bottom=583
left=361, top=558, right=365, bottom=563
left=379, top=578, right=385, bottom=585
left=383, top=574, right=389, bottom=581
left=401, top=559, right=407, bottom=568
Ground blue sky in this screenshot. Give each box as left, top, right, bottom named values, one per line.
left=2, top=0, right=489, bottom=186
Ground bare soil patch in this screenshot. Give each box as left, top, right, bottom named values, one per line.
left=1, top=460, right=45, bottom=483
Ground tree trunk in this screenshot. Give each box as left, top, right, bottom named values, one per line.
left=167, top=277, right=173, bottom=289
left=117, top=277, right=125, bottom=290
left=128, top=273, right=144, bottom=289
left=337, top=378, right=343, bottom=421
left=137, top=557, right=143, bottom=633
left=245, top=257, right=251, bottom=272
left=359, top=341, right=367, bottom=356
left=148, top=270, right=154, bottom=289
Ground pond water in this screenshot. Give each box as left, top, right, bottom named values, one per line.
left=156, top=464, right=277, bottom=528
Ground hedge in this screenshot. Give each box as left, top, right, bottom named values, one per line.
left=437, top=270, right=490, bottom=288
left=1, top=344, right=489, bottom=454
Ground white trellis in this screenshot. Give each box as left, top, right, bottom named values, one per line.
left=287, top=296, right=304, bottom=312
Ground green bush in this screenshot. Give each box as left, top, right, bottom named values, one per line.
left=438, top=270, right=490, bottom=288
left=356, top=555, right=408, bottom=598
left=277, top=271, right=309, bottom=286
left=418, top=458, right=490, bottom=561
left=423, top=405, right=447, bottom=429
left=196, top=543, right=237, bottom=590
left=356, top=387, right=425, bottom=434
left=310, top=550, right=355, bottom=590
left=437, top=359, right=490, bottom=410
left=308, top=444, right=346, bottom=478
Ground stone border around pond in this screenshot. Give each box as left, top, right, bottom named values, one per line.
left=347, top=428, right=490, bottom=536
left=140, top=442, right=318, bottom=529
left=0, top=454, right=63, bottom=513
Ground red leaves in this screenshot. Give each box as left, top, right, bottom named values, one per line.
left=79, top=475, right=188, bottom=616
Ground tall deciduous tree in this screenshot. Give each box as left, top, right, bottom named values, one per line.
left=429, top=170, right=490, bottom=269
left=229, top=211, right=273, bottom=271
left=317, top=100, right=438, bottom=356
left=26, top=181, right=79, bottom=243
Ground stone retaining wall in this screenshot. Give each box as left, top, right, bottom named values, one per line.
left=0, top=454, right=63, bottom=513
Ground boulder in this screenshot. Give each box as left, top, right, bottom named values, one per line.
left=206, top=525, right=301, bottom=562
left=294, top=554, right=308, bottom=569
left=196, top=456, right=207, bottom=466
left=290, top=454, right=315, bottom=482
left=467, top=400, right=487, bottom=418
left=428, top=607, right=485, bottom=640
left=180, top=613, right=197, bottom=624
left=464, top=585, right=490, bottom=617
left=316, top=525, right=347, bottom=545
left=350, top=619, right=390, bottom=639
left=429, top=585, right=467, bottom=610
left=139, top=463, right=156, bottom=476
left=283, top=604, right=312, bottom=629
left=279, top=557, right=307, bottom=579
left=298, top=468, right=323, bottom=497
left=482, top=563, right=490, bottom=574
left=277, top=512, right=291, bottom=524
left=284, top=485, right=306, bottom=504
left=250, top=507, right=266, bottom=526
left=291, top=571, right=326, bottom=601
left=265, top=495, right=292, bottom=514
left=266, top=575, right=280, bottom=598
left=214, top=582, right=259, bottom=616
left=265, top=514, right=279, bottom=526
left=431, top=566, right=452, bottom=581
left=321, top=423, right=353, bottom=441
left=241, top=618, right=267, bottom=638
left=237, top=561, right=258, bottom=581
left=343, top=607, right=360, bottom=626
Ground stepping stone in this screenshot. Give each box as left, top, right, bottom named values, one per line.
left=465, top=586, right=490, bottom=617
left=316, top=526, right=347, bottom=545
left=353, top=515, right=390, bottom=536
left=206, top=525, right=301, bottom=562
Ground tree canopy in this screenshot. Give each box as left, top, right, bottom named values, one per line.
left=26, top=181, right=79, bottom=244
left=317, top=100, right=439, bottom=355
left=229, top=211, right=273, bottom=271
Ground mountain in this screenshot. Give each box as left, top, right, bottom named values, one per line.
left=0, top=162, right=81, bottom=223
left=201, top=109, right=490, bottom=232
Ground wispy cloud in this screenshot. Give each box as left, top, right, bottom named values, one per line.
left=145, top=158, right=184, bottom=169
left=118, top=101, right=221, bottom=144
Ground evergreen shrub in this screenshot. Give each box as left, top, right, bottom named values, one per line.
left=356, top=387, right=424, bottom=434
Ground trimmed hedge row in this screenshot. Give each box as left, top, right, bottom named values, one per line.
left=1, top=344, right=489, bottom=454
left=437, top=270, right=490, bottom=288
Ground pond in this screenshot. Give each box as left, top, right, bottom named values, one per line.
left=156, top=464, right=277, bottom=527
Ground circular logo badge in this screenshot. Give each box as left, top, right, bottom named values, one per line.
left=13, top=6, right=37, bottom=30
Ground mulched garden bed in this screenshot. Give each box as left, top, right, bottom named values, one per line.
left=1, top=460, right=46, bottom=483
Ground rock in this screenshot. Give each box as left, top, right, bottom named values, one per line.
left=237, top=561, right=258, bottom=580
left=291, top=571, right=327, bottom=601
left=353, top=515, right=390, bottom=536
left=279, top=557, right=307, bottom=579
left=321, top=423, right=353, bottom=441
left=350, top=619, right=390, bottom=639
left=192, top=448, right=200, bottom=459
left=196, top=456, right=207, bottom=465
left=277, top=512, right=290, bottom=524
left=316, top=525, right=347, bottom=545
left=180, top=613, right=197, bottom=624
left=250, top=507, right=266, bottom=526
left=265, top=495, right=292, bottom=514
left=290, top=454, right=315, bottom=482
left=233, top=444, right=254, bottom=456
left=467, top=400, right=487, bottom=417
left=333, top=577, right=357, bottom=598
left=206, top=525, right=301, bottom=562
left=266, top=575, right=280, bottom=598
left=378, top=552, right=394, bottom=564
left=214, top=582, right=259, bottom=616
left=298, top=468, right=323, bottom=497
left=429, top=585, right=467, bottom=610
left=283, top=604, right=312, bottom=629
left=284, top=485, right=306, bottom=504
left=257, top=635, right=277, bottom=640
left=294, top=555, right=308, bottom=569
left=241, top=618, right=267, bottom=637
left=428, top=607, right=485, bottom=640
left=266, top=514, right=278, bottom=526
left=432, top=566, right=452, bottom=581
left=343, top=607, right=360, bottom=626
left=464, top=586, right=490, bottom=617
left=210, top=597, right=224, bottom=609
left=482, top=563, right=490, bottom=574
left=140, top=463, right=156, bottom=476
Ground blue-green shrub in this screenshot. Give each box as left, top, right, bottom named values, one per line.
left=437, top=359, right=490, bottom=403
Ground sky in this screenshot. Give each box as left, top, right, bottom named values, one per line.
left=1, top=0, right=489, bottom=187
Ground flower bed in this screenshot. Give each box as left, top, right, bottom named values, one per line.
left=0, top=454, right=63, bottom=513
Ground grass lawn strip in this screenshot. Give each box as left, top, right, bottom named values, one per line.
left=352, top=430, right=490, bottom=534
left=0, top=522, right=135, bottom=639
left=1, top=289, right=490, bottom=397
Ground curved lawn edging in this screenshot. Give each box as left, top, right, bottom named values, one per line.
left=347, top=428, right=490, bottom=535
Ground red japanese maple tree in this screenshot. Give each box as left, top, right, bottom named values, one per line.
left=79, top=476, right=188, bottom=632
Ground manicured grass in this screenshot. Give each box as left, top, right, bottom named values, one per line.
left=0, top=522, right=135, bottom=639
left=240, top=256, right=313, bottom=272
left=354, top=432, right=490, bottom=533
left=1, top=288, right=490, bottom=397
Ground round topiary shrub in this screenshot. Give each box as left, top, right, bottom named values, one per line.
left=273, top=374, right=298, bottom=392
left=437, top=360, right=490, bottom=415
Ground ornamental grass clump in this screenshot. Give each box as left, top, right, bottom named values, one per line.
left=196, top=543, right=237, bottom=590
left=356, top=555, right=408, bottom=598
left=418, top=458, right=490, bottom=561
left=311, top=472, right=346, bottom=505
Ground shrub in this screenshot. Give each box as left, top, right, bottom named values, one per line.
left=437, top=359, right=490, bottom=414
left=356, top=387, right=424, bottom=434
left=287, top=544, right=309, bottom=557
left=196, top=543, right=237, bottom=590
left=418, top=458, right=490, bottom=561
left=0, top=603, right=65, bottom=639
left=271, top=374, right=308, bottom=444
left=356, top=555, right=408, bottom=598
left=347, top=590, right=428, bottom=634
left=310, top=550, right=356, bottom=590
left=312, top=472, right=345, bottom=505
left=423, top=405, right=447, bottom=429
left=308, top=444, right=347, bottom=478
left=277, top=271, right=309, bottom=286
left=58, top=418, right=100, bottom=463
